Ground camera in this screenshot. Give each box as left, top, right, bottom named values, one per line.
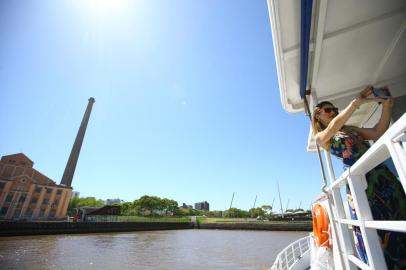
left=372, top=87, right=391, bottom=98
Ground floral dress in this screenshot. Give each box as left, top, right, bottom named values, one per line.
left=330, top=129, right=406, bottom=269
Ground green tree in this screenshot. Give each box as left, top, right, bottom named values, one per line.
left=119, top=202, right=133, bottom=215
left=67, top=196, right=104, bottom=214
left=135, top=195, right=161, bottom=216
left=261, top=205, right=273, bottom=218
left=161, top=198, right=178, bottom=216
left=261, top=205, right=272, bottom=213
left=224, top=208, right=249, bottom=218
left=249, top=207, right=265, bottom=218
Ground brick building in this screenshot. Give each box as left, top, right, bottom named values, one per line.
left=0, top=153, right=72, bottom=220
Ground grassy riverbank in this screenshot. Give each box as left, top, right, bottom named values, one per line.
left=196, top=217, right=312, bottom=231
left=116, top=216, right=191, bottom=222
left=116, top=216, right=311, bottom=226
left=197, top=217, right=311, bottom=224
left=196, top=218, right=311, bottom=231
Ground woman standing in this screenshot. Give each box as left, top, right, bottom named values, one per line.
left=311, top=85, right=406, bottom=269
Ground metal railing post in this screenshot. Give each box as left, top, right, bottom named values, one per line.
left=347, top=174, right=387, bottom=270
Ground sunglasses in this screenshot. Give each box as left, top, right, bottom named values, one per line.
left=322, top=107, right=338, bottom=114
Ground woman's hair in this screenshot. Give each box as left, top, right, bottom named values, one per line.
left=311, top=101, right=334, bottom=136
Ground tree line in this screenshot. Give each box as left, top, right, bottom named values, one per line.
left=68, top=195, right=306, bottom=218
left=68, top=196, right=104, bottom=214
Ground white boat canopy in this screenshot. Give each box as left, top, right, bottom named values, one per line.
left=268, top=0, right=406, bottom=151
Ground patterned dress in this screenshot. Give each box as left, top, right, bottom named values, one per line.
left=330, top=128, right=406, bottom=269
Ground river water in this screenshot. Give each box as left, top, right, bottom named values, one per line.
left=0, top=230, right=307, bottom=270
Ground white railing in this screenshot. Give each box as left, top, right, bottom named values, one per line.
left=270, top=114, right=406, bottom=270
left=270, top=235, right=311, bottom=270
left=325, top=113, right=406, bottom=270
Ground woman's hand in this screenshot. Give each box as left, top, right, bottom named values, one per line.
left=375, top=87, right=393, bottom=110
left=360, top=85, right=373, bottom=98
left=353, top=85, right=389, bottom=108
left=355, top=86, right=394, bottom=140
left=353, top=85, right=374, bottom=108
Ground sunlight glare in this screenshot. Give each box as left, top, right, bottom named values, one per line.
left=86, top=0, right=129, bottom=16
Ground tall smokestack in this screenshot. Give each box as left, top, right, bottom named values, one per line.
left=60, top=97, right=95, bottom=187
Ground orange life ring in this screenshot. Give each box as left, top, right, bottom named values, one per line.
left=312, top=203, right=331, bottom=248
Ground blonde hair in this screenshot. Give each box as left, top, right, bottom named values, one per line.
left=311, top=101, right=333, bottom=150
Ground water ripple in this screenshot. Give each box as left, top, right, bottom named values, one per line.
left=0, top=230, right=307, bottom=270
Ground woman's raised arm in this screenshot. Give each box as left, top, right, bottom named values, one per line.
left=315, top=85, right=378, bottom=147
left=352, top=96, right=394, bottom=140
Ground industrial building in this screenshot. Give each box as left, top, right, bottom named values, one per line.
left=0, top=153, right=72, bottom=220
left=194, top=201, right=209, bottom=211
left=0, top=97, right=95, bottom=221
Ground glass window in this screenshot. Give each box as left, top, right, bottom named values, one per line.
left=19, top=196, right=26, bottom=203
left=25, top=208, right=33, bottom=218
left=31, top=197, right=38, bottom=204
left=13, top=209, right=21, bottom=219
left=42, top=198, right=49, bottom=205
left=0, top=182, right=5, bottom=190
left=39, top=209, right=45, bottom=217
left=5, top=194, right=13, bottom=203
left=35, top=186, right=42, bottom=193
left=0, top=206, right=9, bottom=216
left=56, top=189, right=62, bottom=195
left=46, top=188, right=52, bottom=194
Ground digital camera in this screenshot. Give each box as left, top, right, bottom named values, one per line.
left=372, top=87, right=391, bottom=98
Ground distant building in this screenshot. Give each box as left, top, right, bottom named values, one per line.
left=195, top=201, right=209, bottom=211
left=180, top=203, right=193, bottom=209
left=71, top=191, right=80, bottom=199
left=0, top=153, right=72, bottom=220
left=106, top=198, right=123, bottom=205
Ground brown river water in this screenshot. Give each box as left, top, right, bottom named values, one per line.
left=0, top=230, right=307, bottom=270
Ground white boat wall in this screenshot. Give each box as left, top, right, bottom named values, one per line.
left=267, top=0, right=406, bottom=269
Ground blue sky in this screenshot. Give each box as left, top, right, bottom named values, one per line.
left=0, top=0, right=342, bottom=211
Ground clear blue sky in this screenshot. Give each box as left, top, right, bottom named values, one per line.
left=0, top=0, right=342, bottom=211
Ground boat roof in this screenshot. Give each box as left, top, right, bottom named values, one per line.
left=268, top=0, right=406, bottom=150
